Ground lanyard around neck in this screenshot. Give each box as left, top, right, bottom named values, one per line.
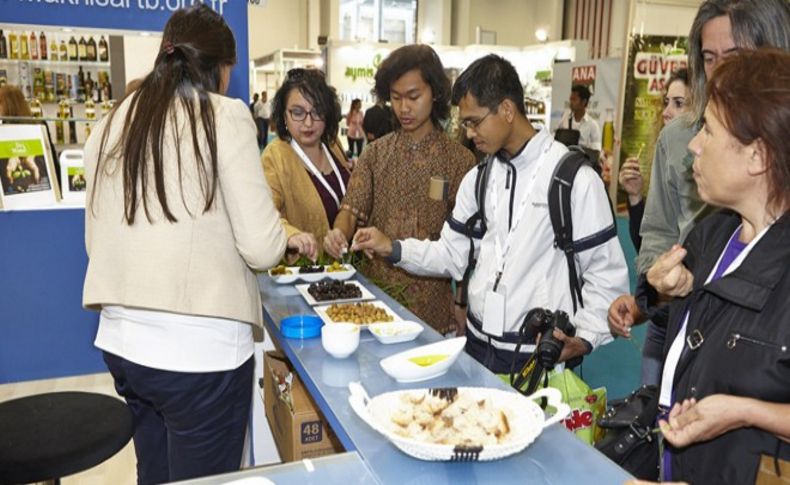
left=489, top=140, right=554, bottom=282
left=290, top=140, right=346, bottom=207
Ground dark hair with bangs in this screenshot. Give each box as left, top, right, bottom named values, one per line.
left=707, top=48, right=790, bottom=213
left=667, top=67, right=689, bottom=90
left=93, top=4, right=236, bottom=225
left=450, top=54, right=525, bottom=115
left=271, top=68, right=340, bottom=145
left=374, top=44, right=451, bottom=126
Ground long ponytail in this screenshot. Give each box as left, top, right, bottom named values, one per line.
left=91, top=4, right=235, bottom=224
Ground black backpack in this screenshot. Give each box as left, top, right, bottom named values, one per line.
left=459, top=145, right=616, bottom=313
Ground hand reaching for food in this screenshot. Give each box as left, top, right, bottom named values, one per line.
left=287, top=232, right=318, bottom=262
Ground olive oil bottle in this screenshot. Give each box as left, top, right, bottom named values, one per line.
left=98, top=36, right=109, bottom=62
left=0, top=30, right=7, bottom=59
left=77, top=36, right=87, bottom=61
left=39, top=32, right=48, bottom=60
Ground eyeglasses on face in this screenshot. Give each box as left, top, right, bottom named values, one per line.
left=288, top=107, right=325, bottom=122
left=459, top=109, right=493, bottom=130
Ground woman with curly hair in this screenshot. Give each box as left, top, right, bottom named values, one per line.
left=262, top=68, right=351, bottom=260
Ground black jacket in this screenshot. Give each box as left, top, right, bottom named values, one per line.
left=663, top=210, right=790, bottom=484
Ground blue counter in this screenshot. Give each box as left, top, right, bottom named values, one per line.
left=258, top=273, right=633, bottom=484
left=176, top=452, right=378, bottom=485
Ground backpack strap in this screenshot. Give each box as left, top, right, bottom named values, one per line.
left=458, top=158, right=493, bottom=304
left=548, top=146, right=617, bottom=313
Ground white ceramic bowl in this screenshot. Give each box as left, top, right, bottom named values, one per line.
left=368, top=321, right=424, bottom=344
left=321, top=322, right=360, bottom=358
left=379, top=337, right=466, bottom=383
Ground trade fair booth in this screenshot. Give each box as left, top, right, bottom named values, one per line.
left=0, top=0, right=703, bottom=482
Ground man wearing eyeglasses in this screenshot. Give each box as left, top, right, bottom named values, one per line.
left=352, top=54, right=628, bottom=373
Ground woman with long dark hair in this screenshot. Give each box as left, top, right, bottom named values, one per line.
left=619, top=68, right=690, bottom=251
left=83, top=5, right=298, bottom=482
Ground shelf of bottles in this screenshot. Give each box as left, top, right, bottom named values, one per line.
left=525, top=96, right=548, bottom=126
left=0, top=28, right=115, bottom=146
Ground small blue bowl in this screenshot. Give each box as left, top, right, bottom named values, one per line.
left=281, top=315, right=323, bottom=339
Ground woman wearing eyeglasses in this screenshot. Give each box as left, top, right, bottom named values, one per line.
left=262, top=68, right=351, bottom=261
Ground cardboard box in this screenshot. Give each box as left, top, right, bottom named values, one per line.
left=263, top=351, right=343, bottom=462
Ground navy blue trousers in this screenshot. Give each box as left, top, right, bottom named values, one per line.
left=103, top=352, right=254, bottom=485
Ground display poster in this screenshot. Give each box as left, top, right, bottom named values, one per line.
left=551, top=57, right=622, bottom=184
left=0, top=124, right=59, bottom=210
left=59, top=149, right=87, bottom=206
left=617, top=35, right=688, bottom=210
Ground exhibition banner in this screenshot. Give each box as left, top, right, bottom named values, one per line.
left=618, top=35, right=688, bottom=207
left=3, top=0, right=248, bottom=99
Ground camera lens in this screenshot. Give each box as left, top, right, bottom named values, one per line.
left=537, top=334, right=564, bottom=369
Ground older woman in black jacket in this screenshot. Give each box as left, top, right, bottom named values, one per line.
left=646, top=49, right=790, bottom=484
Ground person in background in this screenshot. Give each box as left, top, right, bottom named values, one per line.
left=0, top=85, right=32, bottom=119
left=346, top=98, right=364, bottom=157
left=249, top=92, right=258, bottom=114
left=619, top=68, right=690, bottom=251
left=648, top=48, right=790, bottom=485
left=0, top=84, right=59, bottom=189
left=363, top=93, right=393, bottom=142
left=252, top=91, right=263, bottom=149
left=82, top=6, right=301, bottom=482
left=255, top=90, right=271, bottom=150
left=608, top=0, right=790, bottom=386
left=350, top=54, right=628, bottom=372
left=262, top=68, right=350, bottom=261
left=556, top=84, right=601, bottom=153
left=324, top=44, right=475, bottom=335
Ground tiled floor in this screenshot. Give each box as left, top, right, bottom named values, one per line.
left=0, top=372, right=137, bottom=484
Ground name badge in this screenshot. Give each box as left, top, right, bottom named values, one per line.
left=483, top=285, right=507, bottom=337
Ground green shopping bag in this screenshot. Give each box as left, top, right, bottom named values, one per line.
left=547, top=368, right=607, bottom=444
left=499, top=368, right=607, bottom=444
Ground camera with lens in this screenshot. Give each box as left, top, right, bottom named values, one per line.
left=523, top=308, right=575, bottom=370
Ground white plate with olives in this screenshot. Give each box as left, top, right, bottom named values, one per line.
left=296, top=280, right=376, bottom=306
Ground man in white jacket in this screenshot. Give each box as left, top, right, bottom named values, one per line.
left=352, top=54, right=628, bottom=374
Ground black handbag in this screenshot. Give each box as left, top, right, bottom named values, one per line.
left=555, top=116, right=581, bottom=146
left=595, top=385, right=660, bottom=480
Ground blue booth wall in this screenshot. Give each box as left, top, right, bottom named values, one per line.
left=0, top=209, right=101, bottom=384
left=3, top=0, right=249, bottom=101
